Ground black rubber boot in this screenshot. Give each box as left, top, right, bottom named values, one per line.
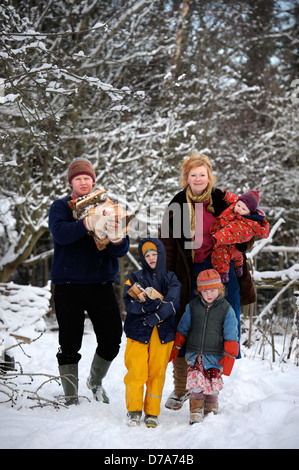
left=58, top=363, right=79, bottom=405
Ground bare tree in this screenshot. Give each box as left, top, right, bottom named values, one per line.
left=0, top=0, right=298, bottom=284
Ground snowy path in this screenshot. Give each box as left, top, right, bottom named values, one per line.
left=1, top=322, right=299, bottom=450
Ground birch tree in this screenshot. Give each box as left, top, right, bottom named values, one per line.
left=0, top=0, right=297, bottom=283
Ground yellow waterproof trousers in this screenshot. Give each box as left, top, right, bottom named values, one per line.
left=124, top=326, right=173, bottom=416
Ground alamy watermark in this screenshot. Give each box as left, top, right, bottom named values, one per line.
left=114, top=197, right=204, bottom=249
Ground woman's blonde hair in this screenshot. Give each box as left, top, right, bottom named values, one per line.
left=179, top=151, right=216, bottom=189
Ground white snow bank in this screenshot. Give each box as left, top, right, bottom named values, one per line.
left=0, top=323, right=298, bottom=450
left=0, top=282, right=51, bottom=339
left=0, top=283, right=298, bottom=450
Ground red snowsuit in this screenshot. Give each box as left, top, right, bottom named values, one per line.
left=210, top=192, right=270, bottom=275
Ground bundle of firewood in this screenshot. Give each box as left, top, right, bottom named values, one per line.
left=68, top=189, right=130, bottom=250
left=127, top=282, right=164, bottom=301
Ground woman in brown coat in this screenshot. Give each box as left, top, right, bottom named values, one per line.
left=159, top=151, right=255, bottom=410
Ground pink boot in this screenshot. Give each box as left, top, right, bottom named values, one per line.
left=235, top=266, right=243, bottom=277
left=220, top=273, right=229, bottom=284
left=204, top=393, right=218, bottom=415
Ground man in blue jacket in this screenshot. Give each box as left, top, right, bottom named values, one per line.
left=123, top=238, right=181, bottom=427
left=49, top=157, right=129, bottom=405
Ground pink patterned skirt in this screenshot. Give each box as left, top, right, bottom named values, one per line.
left=186, top=359, right=223, bottom=395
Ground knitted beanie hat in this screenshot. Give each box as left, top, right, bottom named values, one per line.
left=68, top=158, right=96, bottom=183
left=238, top=190, right=260, bottom=214
left=142, top=241, right=158, bottom=256
left=197, top=269, right=223, bottom=291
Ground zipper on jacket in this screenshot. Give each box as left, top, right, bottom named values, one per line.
left=200, top=304, right=210, bottom=354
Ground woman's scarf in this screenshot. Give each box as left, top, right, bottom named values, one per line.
left=186, top=185, right=214, bottom=260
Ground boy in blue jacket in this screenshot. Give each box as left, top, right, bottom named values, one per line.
left=123, top=238, right=181, bottom=427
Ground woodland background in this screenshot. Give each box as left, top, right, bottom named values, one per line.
left=0, top=0, right=298, bottom=320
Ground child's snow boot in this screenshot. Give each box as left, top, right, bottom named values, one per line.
left=145, top=414, right=159, bottom=428
left=58, top=363, right=79, bottom=405
left=204, top=393, right=219, bottom=415
left=87, top=353, right=111, bottom=404
left=127, top=411, right=142, bottom=427
left=189, top=391, right=204, bottom=424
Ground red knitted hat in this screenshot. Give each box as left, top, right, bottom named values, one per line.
left=68, top=158, right=96, bottom=183
left=238, top=190, right=260, bottom=214
left=197, top=269, right=223, bottom=291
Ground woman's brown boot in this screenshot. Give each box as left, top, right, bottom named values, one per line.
left=165, top=357, right=190, bottom=410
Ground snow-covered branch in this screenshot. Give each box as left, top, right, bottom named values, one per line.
left=247, top=217, right=286, bottom=260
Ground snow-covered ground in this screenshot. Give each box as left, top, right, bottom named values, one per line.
left=1, top=314, right=299, bottom=450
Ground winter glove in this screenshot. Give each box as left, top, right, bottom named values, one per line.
left=169, top=332, right=186, bottom=363
left=94, top=213, right=113, bottom=236
left=142, top=297, right=162, bottom=313
left=105, top=218, right=125, bottom=244
left=143, top=313, right=161, bottom=327
left=84, top=212, right=102, bottom=232
left=218, top=341, right=239, bottom=376
left=85, top=207, right=111, bottom=235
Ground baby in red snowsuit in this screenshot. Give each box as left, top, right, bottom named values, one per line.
left=210, top=190, right=270, bottom=283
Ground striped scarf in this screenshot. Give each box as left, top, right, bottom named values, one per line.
left=186, top=185, right=214, bottom=260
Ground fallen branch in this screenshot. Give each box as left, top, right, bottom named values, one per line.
left=0, top=334, right=89, bottom=409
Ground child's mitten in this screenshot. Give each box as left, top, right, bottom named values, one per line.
left=169, top=332, right=186, bottom=363
left=218, top=341, right=239, bottom=376
left=143, top=313, right=161, bottom=327
left=142, top=297, right=161, bottom=313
